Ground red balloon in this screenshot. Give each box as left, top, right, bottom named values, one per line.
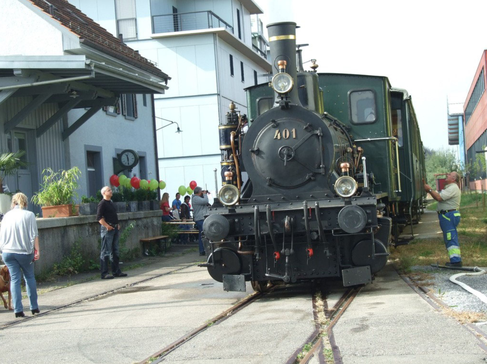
left=130, top=176, right=140, bottom=189
left=189, top=180, right=197, bottom=190
left=109, top=174, right=120, bottom=187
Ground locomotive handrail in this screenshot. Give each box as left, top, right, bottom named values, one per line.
left=354, top=136, right=402, bottom=193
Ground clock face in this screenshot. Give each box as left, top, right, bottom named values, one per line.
left=119, top=150, right=138, bottom=168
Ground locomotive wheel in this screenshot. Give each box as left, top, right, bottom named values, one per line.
left=251, top=280, right=271, bottom=293
left=351, top=239, right=388, bottom=274
left=207, top=248, right=241, bottom=283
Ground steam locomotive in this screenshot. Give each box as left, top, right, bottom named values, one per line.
left=201, top=22, right=425, bottom=291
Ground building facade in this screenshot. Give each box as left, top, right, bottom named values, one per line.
left=464, top=50, right=487, bottom=190
left=0, top=0, right=169, bottom=214
left=69, top=0, right=271, bottom=198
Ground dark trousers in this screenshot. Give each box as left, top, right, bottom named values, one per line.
left=195, top=220, right=204, bottom=254
left=100, top=227, right=122, bottom=277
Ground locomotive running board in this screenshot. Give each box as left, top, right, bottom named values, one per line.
left=342, top=266, right=372, bottom=287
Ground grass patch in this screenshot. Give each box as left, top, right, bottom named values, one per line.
left=391, top=193, right=487, bottom=272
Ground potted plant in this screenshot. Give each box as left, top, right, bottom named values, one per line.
left=148, top=190, right=159, bottom=210
left=111, top=188, right=126, bottom=213
left=0, top=150, right=27, bottom=213
left=121, top=186, right=137, bottom=212
left=79, top=195, right=98, bottom=215
left=31, top=166, right=81, bottom=217
left=135, top=188, right=150, bottom=211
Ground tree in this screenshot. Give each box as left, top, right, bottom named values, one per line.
left=424, top=148, right=460, bottom=186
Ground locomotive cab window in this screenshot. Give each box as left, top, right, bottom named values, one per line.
left=350, top=90, right=377, bottom=124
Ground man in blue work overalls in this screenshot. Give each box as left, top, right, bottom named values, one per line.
left=424, top=172, right=462, bottom=267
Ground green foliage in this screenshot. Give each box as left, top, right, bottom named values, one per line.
left=120, top=186, right=135, bottom=202
left=52, top=240, right=85, bottom=275
left=0, top=150, right=27, bottom=193
left=424, top=148, right=459, bottom=186
left=81, top=195, right=98, bottom=203
left=111, top=190, right=123, bottom=202
left=31, top=167, right=81, bottom=206
left=467, top=151, right=486, bottom=179
left=119, top=221, right=139, bottom=261
left=134, top=188, right=149, bottom=201
left=161, top=222, right=179, bottom=239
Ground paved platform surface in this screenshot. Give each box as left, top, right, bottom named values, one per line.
left=333, top=263, right=487, bottom=363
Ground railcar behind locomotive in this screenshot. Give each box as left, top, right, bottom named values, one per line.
left=201, top=21, right=424, bottom=292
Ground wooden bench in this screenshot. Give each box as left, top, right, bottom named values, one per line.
left=140, top=235, right=169, bottom=256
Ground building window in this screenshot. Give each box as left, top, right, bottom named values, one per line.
left=349, top=90, right=377, bottom=124
left=115, top=0, right=137, bottom=40
left=465, top=68, right=485, bottom=124
left=121, top=94, right=138, bottom=120
left=254, top=70, right=258, bottom=85
left=229, top=55, right=234, bottom=77
left=240, top=62, right=245, bottom=82
left=237, top=9, right=242, bottom=40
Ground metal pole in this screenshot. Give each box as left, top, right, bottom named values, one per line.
left=214, top=168, right=218, bottom=193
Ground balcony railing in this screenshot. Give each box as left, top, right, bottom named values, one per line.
left=152, top=11, right=233, bottom=34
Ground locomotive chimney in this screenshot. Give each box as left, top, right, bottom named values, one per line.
left=267, top=22, right=301, bottom=106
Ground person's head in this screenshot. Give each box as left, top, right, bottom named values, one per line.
left=175, top=193, right=180, bottom=200
left=184, top=195, right=190, bottom=203
left=162, top=192, right=169, bottom=202
left=11, top=192, right=28, bottom=209
left=446, top=171, right=460, bottom=186
left=101, top=186, right=113, bottom=200
left=194, top=186, right=203, bottom=196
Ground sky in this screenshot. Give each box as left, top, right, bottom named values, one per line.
left=254, top=0, right=487, bottom=151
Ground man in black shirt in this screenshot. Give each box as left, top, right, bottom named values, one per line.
left=97, top=186, right=127, bottom=279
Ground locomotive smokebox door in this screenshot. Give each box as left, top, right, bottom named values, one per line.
left=223, top=274, right=246, bottom=292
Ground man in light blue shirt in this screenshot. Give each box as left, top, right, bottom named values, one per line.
left=192, top=187, right=209, bottom=256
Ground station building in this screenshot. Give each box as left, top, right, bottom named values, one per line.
left=0, top=0, right=170, bottom=214
left=68, top=0, right=271, bottom=197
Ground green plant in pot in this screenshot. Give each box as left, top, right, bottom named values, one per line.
left=31, top=166, right=81, bottom=217
left=79, top=195, right=98, bottom=216
left=0, top=150, right=27, bottom=213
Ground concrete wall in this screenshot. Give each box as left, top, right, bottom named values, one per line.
left=33, top=210, right=162, bottom=276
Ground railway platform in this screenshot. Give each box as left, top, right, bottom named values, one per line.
left=0, top=231, right=486, bottom=363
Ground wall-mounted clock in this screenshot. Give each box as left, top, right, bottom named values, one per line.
left=118, top=149, right=139, bottom=169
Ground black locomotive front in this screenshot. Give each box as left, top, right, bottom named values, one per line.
left=202, top=22, right=390, bottom=291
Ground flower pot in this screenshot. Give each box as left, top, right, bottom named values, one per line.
left=138, top=201, right=150, bottom=211
left=114, top=202, right=126, bottom=213
left=41, top=204, right=79, bottom=218
left=150, top=200, right=159, bottom=210
left=0, top=194, right=12, bottom=214
left=126, top=201, right=138, bottom=212
left=79, top=202, right=98, bottom=215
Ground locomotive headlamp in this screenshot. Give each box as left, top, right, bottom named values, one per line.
left=218, top=184, right=240, bottom=206
left=334, top=176, right=358, bottom=198
left=271, top=72, right=294, bottom=94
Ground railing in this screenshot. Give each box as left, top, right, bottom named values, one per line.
left=152, top=11, right=233, bottom=34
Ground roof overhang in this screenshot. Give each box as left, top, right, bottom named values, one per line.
left=240, top=0, right=264, bottom=14
left=0, top=54, right=169, bottom=97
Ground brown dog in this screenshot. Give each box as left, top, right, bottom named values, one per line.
left=0, top=266, right=12, bottom=310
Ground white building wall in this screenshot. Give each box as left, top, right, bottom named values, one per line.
left=0, top=0, right=74, bottom=55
